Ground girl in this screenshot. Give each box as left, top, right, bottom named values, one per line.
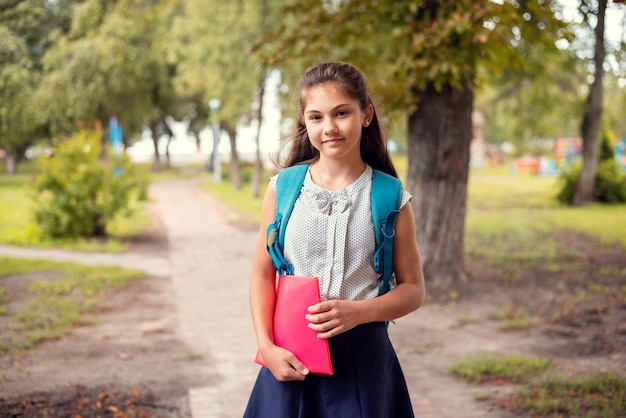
left=244, top=62, right=426, bottom=418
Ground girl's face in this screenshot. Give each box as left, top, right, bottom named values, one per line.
left=302, top=82, right=372, bottom=163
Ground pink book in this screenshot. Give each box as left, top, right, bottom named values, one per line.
left=255, top=275, right=333, bottom=375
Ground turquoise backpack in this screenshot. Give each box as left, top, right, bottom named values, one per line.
left=266, top=163, right=403, bottom=296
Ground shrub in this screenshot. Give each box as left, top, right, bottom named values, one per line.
left=595, top=159, right=626, bottom=203
left=557, top=160, right=626, bottom=204
left=33, top=130, right=147, bottom=239
left=556, top=161, right=582, bottom=204
left=598, top=122, right=616, bottom=163
left=556, top=124, right=626, bottom=204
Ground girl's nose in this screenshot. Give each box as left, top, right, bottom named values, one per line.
left=323, top=119, right=338, bottom=135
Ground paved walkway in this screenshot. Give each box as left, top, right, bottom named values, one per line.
left=0, top=178, right=444, bottom=418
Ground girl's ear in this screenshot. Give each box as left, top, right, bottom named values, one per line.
left=363, top=104, right=374, bottom=127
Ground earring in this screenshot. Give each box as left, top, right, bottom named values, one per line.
left=364, top=120, right=370, bottom=127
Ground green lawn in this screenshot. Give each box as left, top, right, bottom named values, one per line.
left=466, top=172, right=626, bottom=266
left=2, top=158, right=625, bottom=257
left=0, top=172, right=39, bottom=245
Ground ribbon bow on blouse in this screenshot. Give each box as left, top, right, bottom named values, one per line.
left=308, top=188, right=349, bottom=215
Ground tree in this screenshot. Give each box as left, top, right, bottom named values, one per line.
left=0, top=0, right=76, bottom=173
left=142, top=0, right=183, bottom=171
left=0, top=26, right=37, bottom=173
left=36, top=0, right=176, bottom=151
left=476, top=43, right=586, bottom=154
left=257, top=0, right=567, bottom=284
left=167, top=0, right=267, bottom=188
left=603, top=72, right=626, bottom=138
left=572, top=0, right=625, bottom=205
left=250, top=0, right=284, bottom=198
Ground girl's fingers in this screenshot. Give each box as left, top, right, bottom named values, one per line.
left=286, top=354, right=309, bottom=378
left=308, top=318, right=339, bottom=333
left=268, top=348, right=310, bottom=382
left=306, top=301, right=337, bottom=323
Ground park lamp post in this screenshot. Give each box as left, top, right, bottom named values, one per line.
left=209, top=98, right=222, bottom=184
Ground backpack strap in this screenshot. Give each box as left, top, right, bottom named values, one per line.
left=371, top=169, right=403, bottom=296
left=266, top=164, right=310, bottom=275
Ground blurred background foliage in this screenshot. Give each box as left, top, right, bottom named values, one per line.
left=1, top=0, right=624, bottom=169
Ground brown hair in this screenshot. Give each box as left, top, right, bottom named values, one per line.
left=280, top=62, right=398, bottom=177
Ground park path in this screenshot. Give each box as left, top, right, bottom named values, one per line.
left=0, top=178, right=444, bottom=418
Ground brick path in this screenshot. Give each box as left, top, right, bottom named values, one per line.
left=0, top=177, right=445, bottom=418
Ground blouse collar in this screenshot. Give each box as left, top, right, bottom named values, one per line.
left=303, top=165, right=372, bottom=215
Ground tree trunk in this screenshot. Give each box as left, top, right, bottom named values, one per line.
left=98, top=114, right=109, bottom=163
left=4, top=150, right=17, bottom=174
left=165, top=135, right=172, bottom=169
left=252, top=74, right=266, bottom=199
left=572, top=0, right=606, bottom=206
left=224, top=123, right=242, bottom=190
left=406, top=83, right=472, bottom=285
left=149, top=121, right=162, bottom=172
left=163, top=118, right=173, bottom=169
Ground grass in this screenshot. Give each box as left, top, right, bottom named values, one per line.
left=514, top=373, right=626, bottom=417
left=202, top=163, right=272, bottom=224
left=450, top=353, right=551, bottom=383
left=467, top=166, right=626, bottom=259
left=0, top=257, right=146, bottom=354
left=451, top=353, right=626, bottom=417
left=494, top=304, right=533, bottom=331
left=203, top=181, right=267, bottom=224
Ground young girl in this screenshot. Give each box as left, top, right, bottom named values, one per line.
left=244, top=62, right=426, bottom=418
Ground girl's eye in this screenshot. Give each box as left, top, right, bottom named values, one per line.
left=337, top=111, right=348, bottom=117
left=309, top=115, right=322, bottom=121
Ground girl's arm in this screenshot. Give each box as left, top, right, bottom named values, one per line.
left=249, top=185, right=310, bottom=381
left=306, top=202, right=426, bottom=338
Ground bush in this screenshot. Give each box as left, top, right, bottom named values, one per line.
left=33, top=130, right=147, bottom=239
left=598, top=122, right=616, bottom=163
left=556, top=161, right=581, bottom=204
left=595, top=159, right=626, bottom=203
left=557, top=159, right=626, bottom=204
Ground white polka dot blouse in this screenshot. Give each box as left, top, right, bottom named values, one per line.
left=270, top=165, right=412, bottom=301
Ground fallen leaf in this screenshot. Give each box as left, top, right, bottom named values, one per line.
left=591, top=393, right=604, bottom=401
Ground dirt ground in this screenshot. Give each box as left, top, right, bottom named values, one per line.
left=0, top=211, right=215, bottom=417
left=1, top=213, right=625, bottom=417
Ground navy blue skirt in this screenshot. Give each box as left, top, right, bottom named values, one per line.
left=243, top=322, right=414, bottom=418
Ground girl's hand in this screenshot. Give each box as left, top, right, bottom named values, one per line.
left=306, top=300, right=363, bottom=339
left=260, top=344, right=310, bottom=382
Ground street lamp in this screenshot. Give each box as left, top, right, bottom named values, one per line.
left=208, top=98, right=222, bottom=184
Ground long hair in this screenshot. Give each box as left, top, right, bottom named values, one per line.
left=280, top=62, right=398, bottom=178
